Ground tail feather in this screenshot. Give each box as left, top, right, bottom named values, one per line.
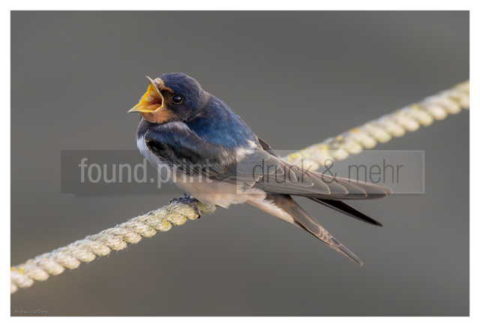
left=309, top=197, right=383, bottom=226
left=251, top=194, right=364, bottom=265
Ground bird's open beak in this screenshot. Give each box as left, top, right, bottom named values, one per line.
left=128, top=76, right=165, bottom=113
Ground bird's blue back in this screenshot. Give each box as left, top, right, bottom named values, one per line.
left=187, top=96, right=258, bottom=148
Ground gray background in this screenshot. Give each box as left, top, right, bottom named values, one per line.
left=11, top=11, right=469, bottom=316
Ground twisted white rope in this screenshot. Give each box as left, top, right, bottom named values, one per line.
left=11, top=81, right=469, bottom=294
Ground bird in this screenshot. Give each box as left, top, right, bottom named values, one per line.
left=128, top=73, right=390, bottom=265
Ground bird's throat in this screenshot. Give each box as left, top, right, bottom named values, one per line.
left=141, top=109, right=177, bottom=124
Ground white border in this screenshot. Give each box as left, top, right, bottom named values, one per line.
left=0, top=1, right=476, bottom=10
left=2, top=1, right=475, bottom=326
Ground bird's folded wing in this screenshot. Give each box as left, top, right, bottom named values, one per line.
left=232, top=150, right=390, bottom=199
left=143, top=122, right=235, bottom=178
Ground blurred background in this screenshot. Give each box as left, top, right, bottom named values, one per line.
left=11, top=11, right=468, bottom=315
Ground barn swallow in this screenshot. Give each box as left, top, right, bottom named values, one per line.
left=129, top=73, right=390, bottom=265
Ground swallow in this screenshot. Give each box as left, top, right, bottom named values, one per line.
left=129, top=73, right=390, bottom=265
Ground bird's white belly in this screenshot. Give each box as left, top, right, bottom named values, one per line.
left=174, top=173, right=266, bottom=208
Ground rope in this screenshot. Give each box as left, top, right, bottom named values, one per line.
left=11, top=81, right=469, bottom=294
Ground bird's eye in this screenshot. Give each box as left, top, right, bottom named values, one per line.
left=172, top=95, right=184, bottom=104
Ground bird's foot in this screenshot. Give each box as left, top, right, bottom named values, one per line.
left=171, top=194, right=203, bottom=218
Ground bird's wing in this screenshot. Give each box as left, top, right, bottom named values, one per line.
left=231, top=149, right=390, bottom=199
left=257, top=137, right=277, bottom=155
left=253, top=137, right=390, bottom=200
left=254, top=137, right=386, bottom=226
left=143, top=121, right=236, bottom=179
left=308, top=198, right=382, bottom=226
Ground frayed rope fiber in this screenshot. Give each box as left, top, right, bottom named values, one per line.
left=11, top=81, right=469, bottom=294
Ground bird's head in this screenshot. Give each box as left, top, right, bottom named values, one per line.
left=129, top=73, right=209, bottom=124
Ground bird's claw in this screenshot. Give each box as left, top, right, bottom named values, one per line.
left=171, top=194, right=203, bottom=219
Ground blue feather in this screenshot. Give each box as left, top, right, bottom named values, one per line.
left=188, top=96, right=257, bottom=148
